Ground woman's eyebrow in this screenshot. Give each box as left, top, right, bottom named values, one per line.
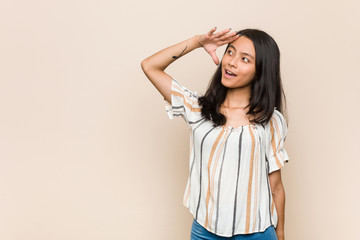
left=229, top=45, right=255, bottom=60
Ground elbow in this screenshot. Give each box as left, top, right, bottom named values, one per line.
left=141, top=58, right=157, bottom=77
left=269, top=169, right=284, bottom=195
left=141, top=58, right=164, bottom=73
left=141, top=59, right=154, bottom=82
left=141, top=58, right=149, bottom=73
left=271, top=184, right=284, bottom=196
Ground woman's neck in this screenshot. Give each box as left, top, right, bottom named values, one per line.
left=222, top=86, right=251, bottom=109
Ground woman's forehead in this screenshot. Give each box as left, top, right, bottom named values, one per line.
left=229, top=36, right=256, bottom=58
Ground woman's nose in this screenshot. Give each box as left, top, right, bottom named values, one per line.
left=229, top=57, right=238, bottom=68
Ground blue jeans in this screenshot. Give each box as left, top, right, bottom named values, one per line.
left=190, top=219, right=278, bottom=240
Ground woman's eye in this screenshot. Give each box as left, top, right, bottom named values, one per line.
left=243, top=57, right=249, bottom=62
left=227, top=50, right=233, bottom=55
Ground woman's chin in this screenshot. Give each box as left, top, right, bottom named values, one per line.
left=221, top=78, right=252, bottom=90
left=221, top=78, right=235, bottom=88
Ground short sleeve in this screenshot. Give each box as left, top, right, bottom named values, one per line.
left=164, top=79, right=202, bottom=125
left=265, top=109, right=290, bottom=174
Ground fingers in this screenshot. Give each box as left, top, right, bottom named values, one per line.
left=208, top=27, right=217, bottom=36
left=208, top=27, right=233, bottom=38
left=211, top=28, right=239, bottom=45
left=220, top=33, right=240, bottom=44
left=213, top=28, right=232, bottom=38
left=209, top=52, right=219, bottom=65
left=207, top=27, right=238, bottom=41
left=218, top=30, right=238, bottom=41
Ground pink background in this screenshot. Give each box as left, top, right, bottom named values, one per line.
left=0, top=0, right=359, bottom=239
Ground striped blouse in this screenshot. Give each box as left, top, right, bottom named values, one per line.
left=165, top=79, right=290, bottom=237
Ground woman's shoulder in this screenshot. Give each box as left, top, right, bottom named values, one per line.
left=273, top=108, right=287, bottom=125
left=263, top=108, right=288, bottom=137
left=272, top=108, right=285, bottom=120
left=262, top=108, right=287, bottom=129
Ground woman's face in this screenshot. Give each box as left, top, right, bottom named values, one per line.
left=221, top=36, right=256, bottom=89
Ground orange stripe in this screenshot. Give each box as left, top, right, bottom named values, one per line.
left=273, top=117, right=281, bottom=146
left=172, top=85, right=196, bottom=105
left=252, top=131, right=260, bottom=232
left=208, top=129, right=230, bottom=229
left=171, top=91, right=201, bottom=112
left=245, top=126, right=256, bottom=233
left=204, top=128, right=225, bottom=229
left=172, top=84, right=186, bottom=94
left=273, top=116, right=285, bottom=159
left=270, top=119, right=283, bottom=169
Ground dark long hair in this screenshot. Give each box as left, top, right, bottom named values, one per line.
left=198, top=29, right=287, bottom=126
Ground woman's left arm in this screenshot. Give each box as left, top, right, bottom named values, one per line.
left=269, top=170, right=286, bottom=240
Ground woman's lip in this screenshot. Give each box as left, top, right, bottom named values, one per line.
left=224, top=69, right=237, bottom=78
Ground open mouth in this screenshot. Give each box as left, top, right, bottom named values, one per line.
left=224, top=69, right=237, bottom=77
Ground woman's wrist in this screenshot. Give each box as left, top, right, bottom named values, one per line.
left=192, top=35, right=203, bottom=49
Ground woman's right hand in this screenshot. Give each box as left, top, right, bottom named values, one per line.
left=198, top=27, right=240, bottom=65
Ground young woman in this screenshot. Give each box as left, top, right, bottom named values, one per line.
left=141, top=27, right=290, bottom=240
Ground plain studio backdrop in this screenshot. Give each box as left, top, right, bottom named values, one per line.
left=0, top=0, right=359, bottom=239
